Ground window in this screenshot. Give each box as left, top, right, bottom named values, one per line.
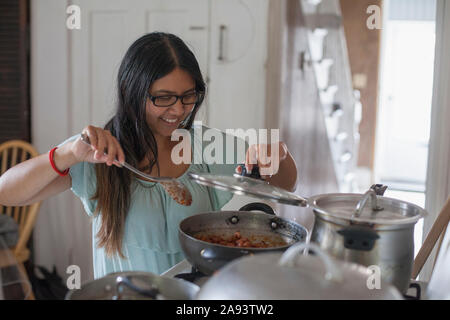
left=375, top=0, right=437, bottom=257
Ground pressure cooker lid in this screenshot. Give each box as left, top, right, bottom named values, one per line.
left=188, top=171, right=307, bottom=206
left=308, top=192, right=427, bottom=225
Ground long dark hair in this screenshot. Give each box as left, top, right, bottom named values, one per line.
left=91, top=32, right=205, bottom=258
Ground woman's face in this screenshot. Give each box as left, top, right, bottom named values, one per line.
left=146, top=67, right=196, bottom=138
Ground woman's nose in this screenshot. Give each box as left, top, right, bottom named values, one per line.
left=168, top=99, right=186, bottom=116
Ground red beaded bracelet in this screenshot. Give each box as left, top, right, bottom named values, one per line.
left=49, top=147, right=70, bottom=176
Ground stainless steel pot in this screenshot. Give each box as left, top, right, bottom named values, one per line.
left=65, top=271, right=199, bottom=300
left=178, top=202, right=308, bottom=275
left=188, top=170, right=428, bottom=294
left=196, top=242, right=403, bottom=300
left=308, top=189, right=427, bottom=294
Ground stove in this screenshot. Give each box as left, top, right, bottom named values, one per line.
left=161, top=259, right=210, bottom=287
left=173, top=267, right=209, bottom=285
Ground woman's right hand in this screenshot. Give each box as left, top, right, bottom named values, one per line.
left=70, top=125, right=126, bottom=167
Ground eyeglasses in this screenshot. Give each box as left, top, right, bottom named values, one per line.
left=148, top=91, right=203, bottom=107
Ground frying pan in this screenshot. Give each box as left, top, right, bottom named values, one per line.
left=178, top=202, right=308, bottom=275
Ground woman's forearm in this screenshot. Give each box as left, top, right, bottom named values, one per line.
left=0, top=142, right=77, bottom=206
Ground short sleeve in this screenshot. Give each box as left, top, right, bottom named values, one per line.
left=58, top=134, right=97, bottom=217
left=69, top=161, right=98, bottom=217
left=194, top=125, right=249, bottom=210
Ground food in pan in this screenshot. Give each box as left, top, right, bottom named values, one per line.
left=194, top=231, right=288, bottom=248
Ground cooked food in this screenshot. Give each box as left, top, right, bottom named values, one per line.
left=194, top=231, right=288, bottom=248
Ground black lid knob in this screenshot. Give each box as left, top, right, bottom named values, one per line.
left=238, top=164, right=261, bottom=179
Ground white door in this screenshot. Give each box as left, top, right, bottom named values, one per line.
left=208, top=0, right=269, bottom=131
left=70, top=0, right=210, bottom=130
left=207, top=0, right=270, bottom=211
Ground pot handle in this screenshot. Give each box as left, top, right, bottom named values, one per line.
left=278, top=242, right=343, bottom=283
left=113, top=275, right=164, bottom=300
left=239, top=202, right=275, bottom=215
left=237, top=164, right=262, bottom=179
left=337, top=226, right=380, bottom=251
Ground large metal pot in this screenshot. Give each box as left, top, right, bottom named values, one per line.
left=308, top=189, right=427, bottom=294
left=178, top=202, right=308, bottom=275
left=65, top=271, right=199, bottom=300
left=197, top=242, right=403, bottom=300
left=188, top=170, right=427, bottom=294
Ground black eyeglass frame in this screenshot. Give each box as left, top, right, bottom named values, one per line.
left=148, top=91, right=205, bottom=107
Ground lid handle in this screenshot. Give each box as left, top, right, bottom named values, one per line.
left=113, top=275, right=163, bottom=300
left=278, top=242, right=343, bottom=283
left=370, top=184, right=388, bottom=196
left=352, top=189, right=384, bottom=219
left=238, top=164, right=262, bottom=179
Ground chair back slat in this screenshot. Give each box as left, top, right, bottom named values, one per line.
left=13, top=205, right=21, bottom=223
left=11, top=147, right=18, bottom=167
left=18, top=206, right=28, bottom=234
left=5, top=205, right=12, bottom=217
left=20, top=147, right=27, bottom=162
left=1, top=148, right=8, bottom=175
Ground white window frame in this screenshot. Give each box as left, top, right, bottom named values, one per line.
left=421, top=0, right=450, bottom=282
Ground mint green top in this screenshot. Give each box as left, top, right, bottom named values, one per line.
left=60, top=125, right=246, bottom=279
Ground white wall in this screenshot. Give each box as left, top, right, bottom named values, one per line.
left=31, top=0, right=94, bottom=282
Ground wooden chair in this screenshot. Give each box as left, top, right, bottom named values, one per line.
left=0, top=140, right=41, bottom=300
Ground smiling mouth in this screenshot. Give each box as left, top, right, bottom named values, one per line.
left=160, top=117, right=179, bottom=125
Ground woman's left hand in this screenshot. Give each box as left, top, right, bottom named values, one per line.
left=235, top=142, right=289, bottom=179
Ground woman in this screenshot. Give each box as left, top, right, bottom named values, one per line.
left=0, top=32, right=298, bottom=278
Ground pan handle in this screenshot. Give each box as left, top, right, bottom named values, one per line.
left=239, top=202, right=275, bottom=215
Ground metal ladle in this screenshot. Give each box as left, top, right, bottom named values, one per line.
left=80, top=133, right=192, bottom=206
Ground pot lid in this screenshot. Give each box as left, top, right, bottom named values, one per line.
left=66, top=271, right=199, bottom=300
left=188, top=171, right=307, bottom=206
left=196, top=243, right=403, bottom=300
left=308, top=191, right=428, bottom=226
